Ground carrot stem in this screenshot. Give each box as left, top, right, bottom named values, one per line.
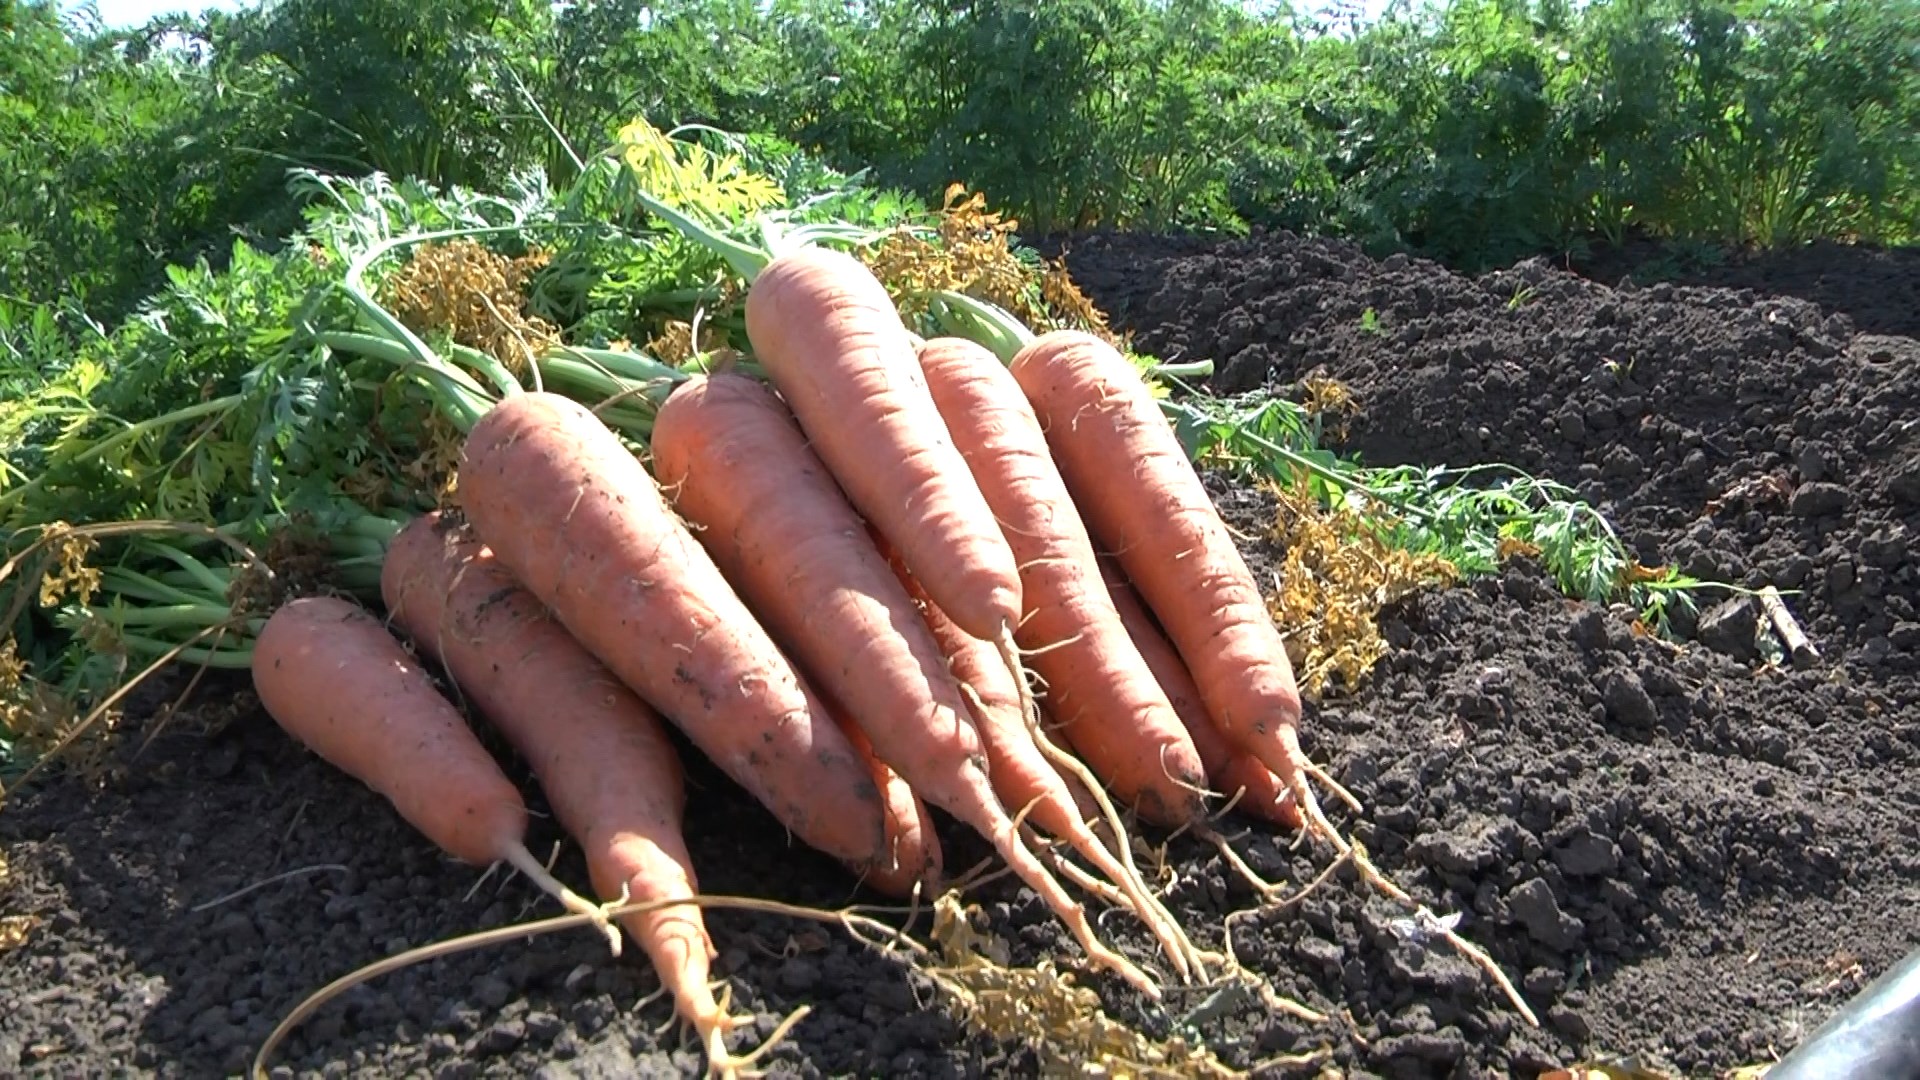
left=315, top=330, right=498, bottom=432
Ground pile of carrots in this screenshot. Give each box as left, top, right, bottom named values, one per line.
left=251, top=245, right=1328, bottom=1071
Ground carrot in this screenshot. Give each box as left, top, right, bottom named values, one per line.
left=914, top=336, right=1207, bottom=828
left=882, top=554, right=1098, bottom=832
left=454, top=390, right=890, bottom=877
left=741, top=246, right=1022, bottom=648
left=1098, top=555, right=1297, bottom=828
left=834, top=711, right=942, bottom=899
left=873, top=529, right=1206, bottom=981
left=376, top=511, right=747, bottom=1066
left=1008, top=330, right=1323, bottom=831
left=649, top=372, right=1160, bottom=996
left=250, top=594, right=618, bottom=951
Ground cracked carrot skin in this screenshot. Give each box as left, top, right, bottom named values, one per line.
left=1009, top=330, right=1310, bottom=792
left=742, top=244, right=1022, bottom=644
left=380, top=511, right=729, bottom=1042
left=252, top=594, right=530, bottom=869
left=917, top=335, right=1207, bottom=827
left=456, top=390, right=889, bottom=876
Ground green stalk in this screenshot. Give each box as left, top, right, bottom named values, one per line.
left=100, top=567, right=208, bottom=608
left=927, top=290, right=1035, bottom=363
left=447, top=344, right=536, bottom=403
left=678, top=354, right=769, bottom=380
left=342, top=513, right=406, bottom=544
left=107, top=603, right=257, bottom=630
left=927, top=289, right=1213, bottom=380
left=546, top=344, right=689, bottom=385
left=315, top=331, right=498, bottom=432
left=136, top=542, right=232, bottom=599
left=115, top=633, right=256, bottom=669
left=536, top=356, right=676, bottom=405
left=327, top=535, right=389, bottom=561
left=1149, top=360, right=1216, bottom=380
left=622, top=188, right=771, bottom=282
left=1162, top=395, right=1442, bottom=526
left=533, top=358, right=666, bottom=440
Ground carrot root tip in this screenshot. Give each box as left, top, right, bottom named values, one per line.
left=501, top=842, right=623, bottom=957
left=995, top=623, right=1209, bottom=986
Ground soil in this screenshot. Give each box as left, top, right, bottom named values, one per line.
left=4, top=229, right=1917, bottom=1079
left=1568, top=233, right=1920, bottom=342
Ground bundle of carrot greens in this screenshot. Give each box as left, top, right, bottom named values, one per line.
left=3, top=119, right=1701, bottom=1075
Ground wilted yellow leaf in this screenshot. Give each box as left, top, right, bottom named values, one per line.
left=1497, top=535, right=1543, bottom=560
left=616, top=117, right=784, bottom=220
left=1266, top=484, right=1456, bottom=699
left=0, top=915, right=35, bottom=952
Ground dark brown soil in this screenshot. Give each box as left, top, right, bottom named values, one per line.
left=1569, top=234, right=1920, bottom=341
left=3, top=230, right=1916, bottom=1079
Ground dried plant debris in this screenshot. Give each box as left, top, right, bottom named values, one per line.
left=395, top=413, right=467, bottom=509
left=1, top=529, right=123, bottom=778
left=861, top=185, right=1124, bottom=349
left=381, top=239, right=557, bottom=371
left=1266, top=484, right=1457, bottom=699
left=0, top=661, right=114, bottom=787
left=1299, top=374, right=1357, bottom=442
left=0, top=914, right=32, bottom=953
left=645, top=318, right=740, bottom=368
left=0, top=851, right=29, bottom=953
left=923, top=893, right=1255, bottom=1079
left=30, top=524, right=102, bottom=612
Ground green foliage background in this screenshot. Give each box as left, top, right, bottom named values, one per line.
left=5, top=0, right=1917, bottom=327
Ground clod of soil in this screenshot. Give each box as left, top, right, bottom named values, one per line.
left=3, top=229, right=1916, bottom=1079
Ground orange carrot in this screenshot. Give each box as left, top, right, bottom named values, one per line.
left=649, top=372, right=1160, bottom=996
left=741, top=246, right=1021, bottom=647
left=1098, top=555, right=1297, bottom=828
left=915, top=335, right=1207, bottom=828
left=874, top=530, right=1204, bottom=980
left=379, top=512, right=739, bottom=1063
left=834, top=711, right=942, bottom=899
left=455, top=391, right=889, bottom=877
left=882, top=545, right=1098, bottom=834
left=250, top=594, right=617, bottom=948
left=1009, top=331, right=1315, bottom=819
